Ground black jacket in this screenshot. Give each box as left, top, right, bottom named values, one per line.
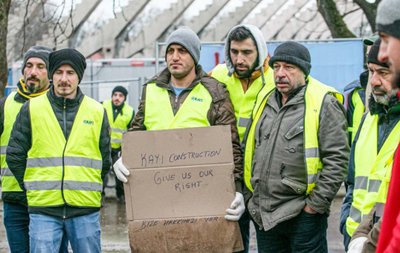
left=7, top=87, right=111, bottom=218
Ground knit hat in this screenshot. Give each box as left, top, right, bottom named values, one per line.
left=269, top=41, right=311, bottom=76
left=165, top=27, right=201, bottom=65
left=368, top=39, right=389, bottom=68
left=112, top=86, right=128, bottom=98
left=49, top=48, right=87, bottom=83
left=21, top=45, right=53, bottom=74
left=376, top=0, right=400, bottom=39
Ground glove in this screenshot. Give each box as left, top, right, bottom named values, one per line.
left=348, top=236, right=367, bottom=253
left=113, top=157, right=130, bottom=183
left=225, top=192, right=245, bottom=221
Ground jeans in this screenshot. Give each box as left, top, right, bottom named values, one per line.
left=3, top=202, right=30, bottom=253
left=29, top=211, right=101, bottom=253
left=256, top=210, right=328, bottom=253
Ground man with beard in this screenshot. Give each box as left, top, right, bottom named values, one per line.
left=244, top=41, right=348, bottom=252
left=373, top=0, right=400, bottom=251
left=113, top=27, right=245, bottom=226
left=102, top=86, right=134, bottom=202
left=0, top=45, right=69, bottom=253
left=341, top=38, right=400, bottom=253
left=210, top=24, right=275, bottom=252
left=6, top=48, right=111, bottom=252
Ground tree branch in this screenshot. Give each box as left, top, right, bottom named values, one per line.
left=316, top=0, right=356, bottom=38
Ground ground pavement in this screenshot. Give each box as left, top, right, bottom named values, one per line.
left=0, top=184, right=346, bottom=253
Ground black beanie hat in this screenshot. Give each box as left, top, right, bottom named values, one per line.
left=112, top=86, right=128, bottom=97
left=22, top=45, right=53, bottom=74
left=367, top=39, right=389, bottom=68
left=269, top=41, right=312, bottom=76
left=49, top=48, right=87, bottom=83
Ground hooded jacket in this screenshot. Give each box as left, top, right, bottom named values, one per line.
left=210, top=24, right=275, bottom=142
left=131, top=65, right=243, bottom=192
left=224, top=24, right=268, bottom=76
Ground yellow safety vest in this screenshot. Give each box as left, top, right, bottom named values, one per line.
left=345, top=114, right=400, bottom=236
left=1, top=92, right=24, bottom=192
left=103, top=100, right=134, bottom=149
left=211, top=64, right=275, bottom=141
left=348, top=89, right=365, bottom=144
left=144, top=83, right=212, bottom=130
left=25, top=95, right=104, bottom=208
left=244, top=77, right=343, bottom=192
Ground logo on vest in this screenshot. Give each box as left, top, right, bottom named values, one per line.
left=83, top=119, right=94, bottom=125
left=191, top=96, right=203, bottom=102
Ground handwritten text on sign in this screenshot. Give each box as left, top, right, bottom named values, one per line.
left=153, top=169, right=215, bottom=192
left=135, top=217, right=220, bottom=232
left=140, top=149, right=222, bottom=168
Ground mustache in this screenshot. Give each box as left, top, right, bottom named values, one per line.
left=275, top=77, right=289, bottom=84
left=26, top=76, right=40, bottom=82
left=372, top=86, right=385, bottom=93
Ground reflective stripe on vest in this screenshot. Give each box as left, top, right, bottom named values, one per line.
left=1, top=92, right=24, bottom=192
left=103, top=100, right=133, bottom=149
left=25, top=95, right=104, bottom=208
left=211, top=64, right=275, bottom=141
left=144, top=83, right=212, bottom=130
left=348, top=89, right=365, bottom=143
left=244, top=76, right=343, bottom=192
left=346, top=114, right=400, bottom=236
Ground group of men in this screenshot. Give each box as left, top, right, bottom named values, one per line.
left=1, top=0, right=400, bottom=252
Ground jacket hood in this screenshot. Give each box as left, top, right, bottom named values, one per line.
left=224, top=24, right=268, bottom=76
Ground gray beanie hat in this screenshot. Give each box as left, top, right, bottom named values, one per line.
left=22, top=45, right=53, bottom=74
left=376, top=0, right=400, bottom=39
left=165, top=27, right=201, bottom=65
left=269, top=41, right=311, bottom=76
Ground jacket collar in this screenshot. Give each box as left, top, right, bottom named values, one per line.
left=369, top=94, right=400, bottom=116
left=47, top=85, right=84, bottom=108
left=149, top=65, right=206, bottom=91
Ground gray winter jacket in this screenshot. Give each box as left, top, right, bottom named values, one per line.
left=247, top=85, right=349, bottom=231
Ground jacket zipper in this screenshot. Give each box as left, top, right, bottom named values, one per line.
left=62, top=99, right=67, bottom=219
left=173, top=93, right=180, bottom=115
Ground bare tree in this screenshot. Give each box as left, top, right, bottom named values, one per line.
left=317, top=0, right=381, bottom=38
left=0, top=0, right=11, bottom=98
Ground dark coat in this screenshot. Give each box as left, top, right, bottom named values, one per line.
left=6, top=87, right=111, bottom=218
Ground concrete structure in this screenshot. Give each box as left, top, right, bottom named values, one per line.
left=7, top=0, right=373, bottom=62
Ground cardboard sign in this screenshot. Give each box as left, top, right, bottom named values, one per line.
left=122, top=126, right=243, bottom=252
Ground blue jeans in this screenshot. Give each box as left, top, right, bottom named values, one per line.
left=256, top=210, right=328, bottom=253
left=29, top=211, right=101, bottom=253
left=3, top=202, right=68, bottom=253
left=3, top=202, right=30, bottom=253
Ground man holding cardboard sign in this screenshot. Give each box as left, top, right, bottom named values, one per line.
left=114, top=27, right=245, bottom=251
